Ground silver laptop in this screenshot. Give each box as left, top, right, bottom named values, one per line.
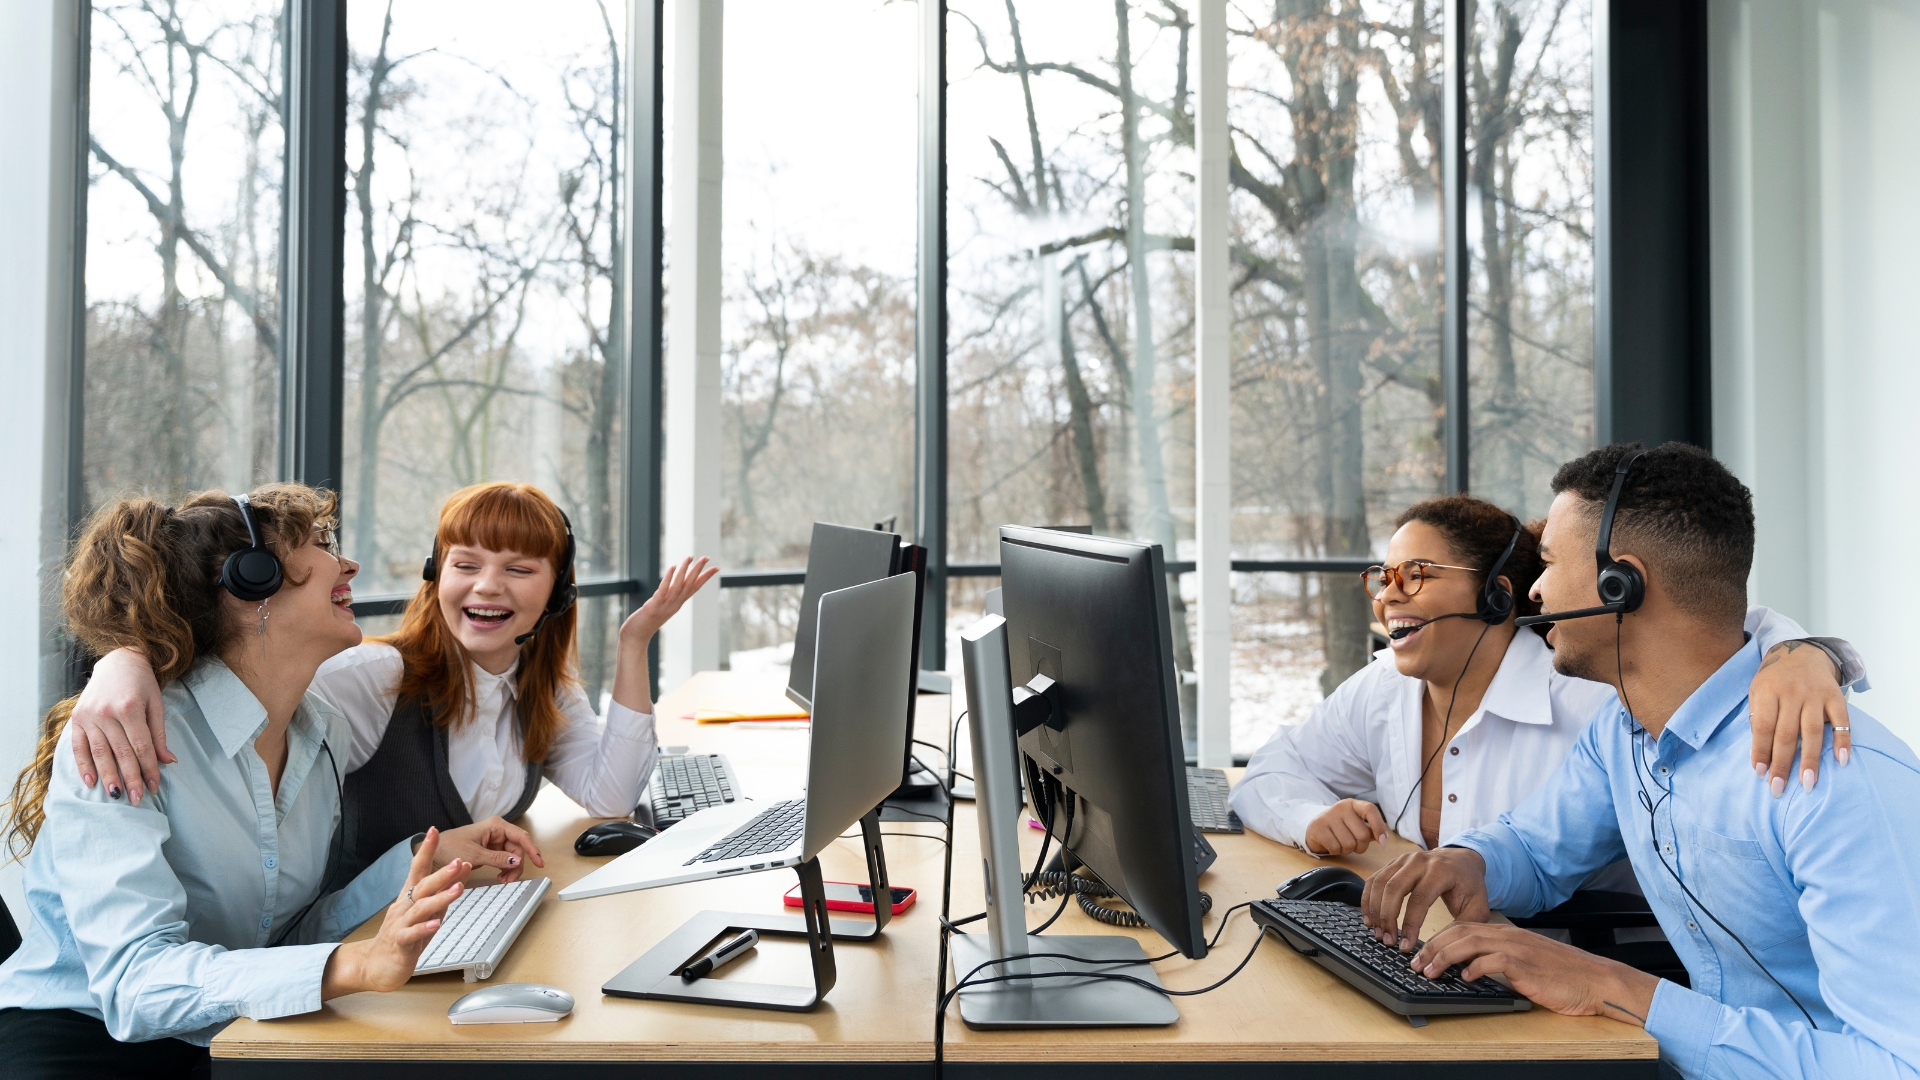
left=560, top=572, right=916, bottom=901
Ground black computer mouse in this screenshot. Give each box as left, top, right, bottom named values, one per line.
left=1276, top=865, right=1366, bottom=907
left=574, top=820, right=659, bottom=857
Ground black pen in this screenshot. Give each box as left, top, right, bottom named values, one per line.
left=681, top=929, right=759, bottom=981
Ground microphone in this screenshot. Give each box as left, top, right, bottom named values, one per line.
left=1513, top=602, right=1623, bottom=628
left=1386, top=611, right=1478, bottom=640
left=514, top=612, right=551, bottom=645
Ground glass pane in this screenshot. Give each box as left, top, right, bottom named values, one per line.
left=718, top=1, right=917, bottom=576
left=341, top=2, right=629, bottom=701
left=83, top=1, right=284, bottom=507
left=1225, top=2, right=1446, bottom=752
left=1467, top=0, right=1595, bottom=518
left=947, top=1, right=1199, bottom=737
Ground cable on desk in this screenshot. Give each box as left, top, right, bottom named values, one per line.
left=1023, top=870, right=1213, bottom=928
left=941, top=918, right=1274, bottom=1015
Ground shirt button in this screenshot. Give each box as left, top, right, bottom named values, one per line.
left=1663, top=844, right=1674, bottom=855
left=1449, top=747, right=1459, bottom=756
left=265, top=856, right=276, bottom=869
left=1659, top=766, right=1670, bottom=776
left=261, top=916, right=272, bottom=929
left=1447, top=793, right=1457, bottom=803
left=1688, top=920, right=1699, bottom=931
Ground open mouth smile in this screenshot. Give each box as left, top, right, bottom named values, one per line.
left=463, top=606, right=514, bottom=629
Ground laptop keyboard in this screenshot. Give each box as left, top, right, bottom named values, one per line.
left=644, top=753, right=738, bottom=826
left=685, top=798, right=807, bottom=865
left=1187, top=766, right=1244, bottom=833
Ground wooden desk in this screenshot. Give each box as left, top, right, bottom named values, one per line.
left=939, top=770, right=1659, bottom=1079
left=213, top=671, right=953, bottom=1078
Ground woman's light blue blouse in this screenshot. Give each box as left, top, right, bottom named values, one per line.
left=0, top=659, right=414, bottom=1045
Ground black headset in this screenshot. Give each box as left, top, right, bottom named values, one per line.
left=1384, top=519, right=1521, bottom=641
left=220, top=495, right=284, bottom=602
left=1514, top=449, right=1649, bottom=628
left=422, top=508, right=577, bottom=646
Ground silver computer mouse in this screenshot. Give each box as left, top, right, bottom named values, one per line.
left=447, top=982, right=574, bottom=1025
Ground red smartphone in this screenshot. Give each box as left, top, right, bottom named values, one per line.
left=784, top=881, right=916, bottom=915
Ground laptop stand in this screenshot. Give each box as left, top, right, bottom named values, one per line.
left=600, top=808, right=893, bottom=1011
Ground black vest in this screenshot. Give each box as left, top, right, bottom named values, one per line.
left=328, top=696, right=542, bottom=887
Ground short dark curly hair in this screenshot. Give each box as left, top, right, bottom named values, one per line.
left=1549, top=441, right=1753, bottom=624
left=1394, top=495, right=1542, bottom=626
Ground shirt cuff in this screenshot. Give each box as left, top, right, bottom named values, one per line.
left=1647, top=977, right=1725, bottom=1078
left=1802, top=636, right=1870, bottom=693
left=244, top=942, right=341, bottom=1023
left=603, top=701, right=654, bottom=740
left=1278, top=802, right=1335, bottom=856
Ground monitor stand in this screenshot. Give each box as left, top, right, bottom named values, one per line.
left=951, top=614, right=1178, bottom=1029
left=949, top=933, right=1176, bottom=1028
left=600, top=809, right=893, bottom=1011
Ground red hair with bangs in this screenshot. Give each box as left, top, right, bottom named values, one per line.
left=378, top=482, right=578, bottom=764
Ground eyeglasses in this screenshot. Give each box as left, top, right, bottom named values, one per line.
left=313, top=524, right=342, bottom=560
left=1360, top=560, right=1483, bottom=599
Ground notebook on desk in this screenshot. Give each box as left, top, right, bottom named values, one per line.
left=681, top=675, right=812, bottom=722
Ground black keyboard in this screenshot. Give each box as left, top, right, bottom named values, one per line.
left=1252, top=898, right=1531, bottom=1017
left=642, top=753, right=738, bottom=826
left=685, top=798, right=807, bottom=865
left=1187, top=767, right=1243, bottom=833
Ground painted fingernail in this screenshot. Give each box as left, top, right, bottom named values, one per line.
left=1837, top=747, right=1850, bottom=766
left=508, top=856, right=518, bottom=866
left=1801, top=769, right=1815, bottom=792
left=107, top=784, right=121, bottom=800
left=1753, top=761, right=1767, bottom=779
left=1770, top=776, right=1786, bottom=798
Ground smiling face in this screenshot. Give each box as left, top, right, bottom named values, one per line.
left=1531, top=491, right=1613, bottom=682
left=1374, top=520, right=1512, bottom=684
left=231, top=525, right=361, bottom=664
left=434, top=544, right=558, bottom=674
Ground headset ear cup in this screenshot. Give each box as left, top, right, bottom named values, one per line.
left=220, top=548, right=283, bottom=602
left=1597, top=563, right=1646, bottom=612
left=422, top=554, right=436, bottom=582
left=1483, top=582, right=1514, bottom=623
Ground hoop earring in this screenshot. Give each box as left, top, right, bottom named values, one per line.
left=256, top=600, right=271, bottom=638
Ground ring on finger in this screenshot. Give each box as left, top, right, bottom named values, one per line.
left=405, top=886, right=414, bottom=903
left=1834, top=725, right=1851, bottom=733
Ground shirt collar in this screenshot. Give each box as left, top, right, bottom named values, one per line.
left=183, top=657, right=331, bottom=759
left=1476, top=629, right=1556, bottom=726
left=1645, top=634, right=1764, bottom=749
left=470, top=655, right=521, bottom=702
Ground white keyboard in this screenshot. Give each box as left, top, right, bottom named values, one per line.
left=413, top=877, right=550, bottom=983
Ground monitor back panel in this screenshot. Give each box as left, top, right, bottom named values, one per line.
left=802, top=571, right=917, bottom=858
left=787, top=521, right=901, bottom=709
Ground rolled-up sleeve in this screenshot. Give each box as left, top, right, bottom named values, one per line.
left=1230, top=668, right=1380, bottom=850
left=541, top=687, right=659, bottom=817
left=43, top=762, right=336, bottom=1042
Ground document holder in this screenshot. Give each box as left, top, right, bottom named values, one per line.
left=600, top=809, right=893, bottom=1011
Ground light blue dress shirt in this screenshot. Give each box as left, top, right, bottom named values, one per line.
left=0, top=659, right=416, bottom=1045
left=1452, top=637, right=1920, bottom=1079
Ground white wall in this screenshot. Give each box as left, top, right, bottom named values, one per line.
left=0, top=0, right=84, bottom=926
left=1711, top=0, right=1920, bottom=747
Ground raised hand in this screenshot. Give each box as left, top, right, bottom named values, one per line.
left=621, top=556, right=720, bottom=644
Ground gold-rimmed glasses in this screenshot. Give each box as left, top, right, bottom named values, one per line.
left=1360, top=560, right=1482, bottom=600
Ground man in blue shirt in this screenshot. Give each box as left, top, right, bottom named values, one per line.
left=1359, top=441, right=1920, bottom=1079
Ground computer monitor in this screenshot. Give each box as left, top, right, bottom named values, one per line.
left=997, top=524, right=1208, bottom=959
left=786, top=522, right=902, bottom=710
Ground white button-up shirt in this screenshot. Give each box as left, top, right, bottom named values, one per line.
left=1229, top=606, right=1860, bottom=855
left=314, top=643, right=657, bottom=819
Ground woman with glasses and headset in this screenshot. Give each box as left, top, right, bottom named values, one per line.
left=0, top=485, right=519, bottom=1076
left=63, top=481, right=718, bottom=886
left=1229, top=494, right=1866, bottom=860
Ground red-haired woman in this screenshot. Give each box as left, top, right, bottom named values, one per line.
left=67, top=482, right=716, bottom=882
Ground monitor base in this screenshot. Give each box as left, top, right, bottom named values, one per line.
left=949, top=934, right=1179, bottom=1028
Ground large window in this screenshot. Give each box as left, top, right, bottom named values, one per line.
left=341, top=1, right=630, bottom=701
left=65, top=0, right=1600, bottom=751
left=947, top=0, right=1201, bottom=735
left=717, top=0, right=918, bottom=669
left=83, top=0, right=285, bottom=507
